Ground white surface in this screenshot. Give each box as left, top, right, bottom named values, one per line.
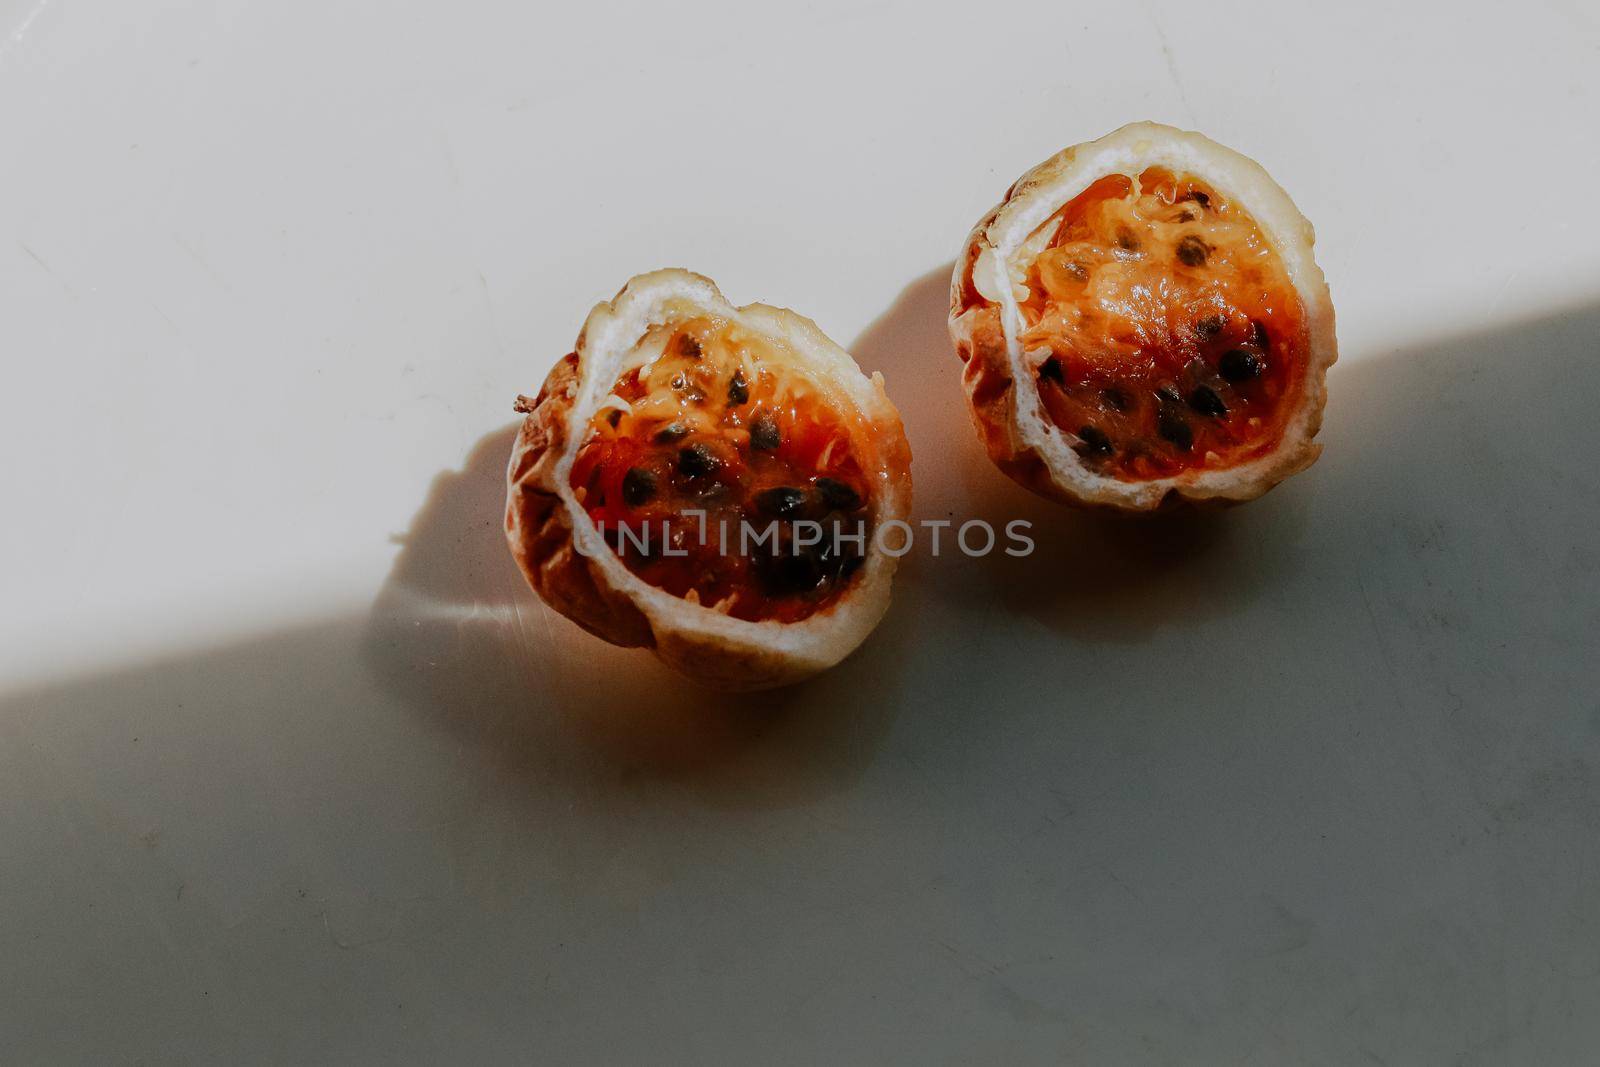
left=3, top=1, right=1599, bottom=1062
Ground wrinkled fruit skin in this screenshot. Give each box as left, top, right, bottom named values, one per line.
left=507, top=352, right=657, bottom=650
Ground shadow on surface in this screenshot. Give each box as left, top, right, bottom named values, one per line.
left=360, top=421, right=912, bottom=808
left=5, top=290, right=1600, bottom=1065
left=848, top=263, right=1303, bottom=643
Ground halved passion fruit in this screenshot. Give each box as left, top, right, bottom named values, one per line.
left=949, top=122, right=1336, bottom=510
left=506, top=269, right=912, bottom=690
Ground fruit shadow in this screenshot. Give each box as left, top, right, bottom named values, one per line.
left=848, top=264, right=1307, bottom=645
left=361, top=422, right=915, bottom=808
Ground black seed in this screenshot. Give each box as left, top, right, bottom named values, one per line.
left=1156, top=385, right=1183, bottom=405
left=678, top=443, right=719, bottom=478
left=756, top=486, right=807, bottom=518
left=606, top=409, right=622, bottom=428
left=727, top=368, right=749, bottom=406
left=621, top=467, right=657, bottom=507
left=1158, top=407, right=1194, bottom=451
left=754, top=547, right=824, bottom=598
left=1116, top=227, right=1141, bottom=251
left=1176, top=235, right=1209, bottom=267
left=1101, top=387, right=1130, bottom=412
left=1183, top=190, right=1211, bottom=208
left=1195, top=315, right=1225, bottom=341
left=1176, top=210, right=1196, bottom=223
left=1188, top=384, right=1228, bottom=418
left=1076, top=425, right=1113, bottom=457
left=670, top=372, right=705, bottom=402
left=749, top=414, right=780, bottom=451
left=653, top=422, right=689, bottom=444
left=1219, top=349, right=1265, bottom=382
left=1038, top=357, right=1064, bottom=384
left=1252, top=320, right=1271, bottom=350
left=676, top=334, right=703, bottom=359
left=750, top=513, right=861, bottom=597
left=816, top=477, right=862, bottom=511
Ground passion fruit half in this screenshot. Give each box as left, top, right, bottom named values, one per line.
left=506, top=269, right=912, bottom=690
left=949, top=122, right=1336, bottom=510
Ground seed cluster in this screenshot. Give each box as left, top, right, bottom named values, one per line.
left=1046, top=315, right=1276, bottom=466
left=1018, top=167, right=1302, bottom=480
left=748, top=477, right=868, bottom=597
left=570, top=320, right=874, bottom=621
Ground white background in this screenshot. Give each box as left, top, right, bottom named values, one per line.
left=3, top=0, right=1599, bottom=1062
